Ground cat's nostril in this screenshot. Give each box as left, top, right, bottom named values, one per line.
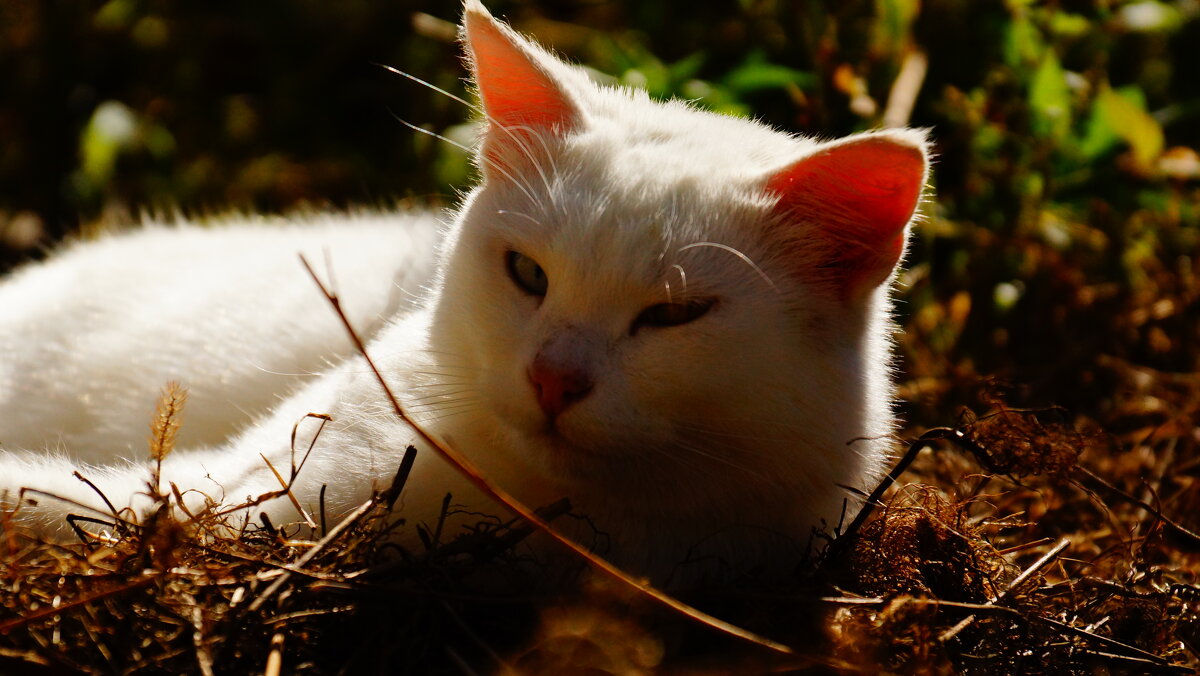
left=563, top=380, right=593, bottom=403
left=528, top=362, right=593, bottom=418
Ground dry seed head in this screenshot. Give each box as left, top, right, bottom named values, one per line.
left=148, top=380, right=188, bottom=462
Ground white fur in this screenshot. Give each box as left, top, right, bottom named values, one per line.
left=0, top=3, right=927, bottom=585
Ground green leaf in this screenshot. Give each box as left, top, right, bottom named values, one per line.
left=81, top=101, right=137, bottom=182
left=1049, top=11, right=1091, bottom=38
left=1003, top=14, right=1043, bottom=68
left=94, top=0, right=137, bottom=30
left=1081, top=86, right=1164, bottom=170
left=1116, top=1, right=1184, bottom=33
left=1078, top=100, right=1121, bottom=161
left=874, top=0, right=919, bottom=54
left=722, top=51, right=815, bottom=95
left=1029, top=52, right=1071, bottom=139
left=667, top=52, right=705, bottom=83
left=681, top=80, right=751, bottom=117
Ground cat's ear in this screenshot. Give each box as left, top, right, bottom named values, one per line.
left=765, top=130, right=929, bottom=300
left=461, top=1, right=580, bottom=174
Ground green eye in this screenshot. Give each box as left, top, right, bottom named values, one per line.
left=632, top=299, right=714, bottom=333
left=506, top=251, right=548, bottom=296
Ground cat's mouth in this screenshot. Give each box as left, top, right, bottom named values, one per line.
left=527, top=416, right=631, bottom=472
left=527, top=416, right=598, bottom=459
left=533, top=418, right=571, bottom=447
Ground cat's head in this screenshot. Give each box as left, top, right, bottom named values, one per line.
left=421, top=1, right=929, bottom=526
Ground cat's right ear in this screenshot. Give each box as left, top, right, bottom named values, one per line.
left=462, top=1, right=580, bottom=176
left=764, top=129, right=929, bottom=302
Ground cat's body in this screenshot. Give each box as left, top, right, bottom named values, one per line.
left=0, top=212, right=440, bottom=459
left=0, top=1, right=929, bottom=584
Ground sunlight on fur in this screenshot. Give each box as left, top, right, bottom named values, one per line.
left=0, top=0, right=929, bottom=590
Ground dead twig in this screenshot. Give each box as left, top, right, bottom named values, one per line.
left=1073, top=465, right=1200, bottom=547
left=939, top=538, right=1069, bottom=643
left=263, top=632, right=285, bottom=676
left=1038, top=616, right=1192, bottom=673
left=821, top=426, right=962, bottom=567
left=0, top=574, right=157, bottom=633
left=246, top=492, right=381, bottom=614
left=882, top=49, right=928, bottom=129
left=299, top=253, right=796, bottom=658
left=821, top=595, right=1023, bottom=618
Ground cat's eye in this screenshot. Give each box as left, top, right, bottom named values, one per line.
left=506, top=251, right=548, bottom=296
left=632, top=299, right=714, bottom=333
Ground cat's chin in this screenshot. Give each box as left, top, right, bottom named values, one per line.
left=483, top=399, right=614, bottom=466
left=511, top=420, right=634, bottom=486
left=527, top=425, right=601, bottom=468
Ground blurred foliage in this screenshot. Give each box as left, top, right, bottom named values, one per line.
left=1, top=3, right=1198, bottom=672
left=0, top=0, right=1197, bottom=424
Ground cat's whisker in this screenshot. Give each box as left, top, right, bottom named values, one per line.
left=654, top=440, right=764, bottom=483
left=673, top=415, right=821, bottom=438
left=410, top=406, right=484, bottom=425
left=386, top=111, right=473, bottom=155
left=404, top=349, right=496, bottom=366
left=386, top=113, right=541, bottom=207
left=673, top=422, right=795, bottom=444
left=373, top=65, right=559, bottom=204
left=403, top=397, right=483, bottom=412
left=671, top=416, right=809, bottom=440
left=402, top=372, right=476, bottom=383
left=678, top=241, right=777, bottom=292
left=405, top=371, right=489, bottom=383
left=376, top=63, right=478, bottom=115
left=409, top=383, right=479, bottom=394
left=405, top=353, right=475, bottom=362
left=672, top=264, right=688, bottom=301
left=247, top=365, right=324, bottom=377
left=403, top=399, right=480, bottom=412
left=499, top=123, right=561, bottom=208
left=496, top=209, right=544, bottom=230
left=404, top=390, right=481, bottom=404
left=402, top=355, right=484, bottom=366
left=411, top=391, right=482, bottom=403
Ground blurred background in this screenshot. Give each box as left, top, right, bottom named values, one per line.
left=0, top=0, right=1197, bottom=430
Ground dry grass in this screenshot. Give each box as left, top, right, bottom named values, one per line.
left=3, top=375, right=1197, bottom=674
left=0, top=441, right=576, bottom=674
left=2, top=282, right=1198, bottom=674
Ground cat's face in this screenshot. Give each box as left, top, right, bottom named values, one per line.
left=428, top=134, right=897, bottom=519
left=415, top=2, right=927, bottom=522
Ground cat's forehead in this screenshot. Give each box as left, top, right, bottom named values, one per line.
left=500, top=163, right=773, bottom=296
left=576, top=94, right=809, bottom=179
left=484, top=88, right=821, bottom=291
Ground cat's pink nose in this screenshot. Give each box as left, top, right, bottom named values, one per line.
left=528, top=361, right=593, bottom=419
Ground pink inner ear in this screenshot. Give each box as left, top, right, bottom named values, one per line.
left=465, top=12, right=575, bottom=133
left=766, top=137, right=926, bottom=296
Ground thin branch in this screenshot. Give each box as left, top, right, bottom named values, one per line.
left=822, top=427, right=962, bottom=566
left=0, top=575, right=157, bottom=633
left=259, top=453, right=317, bottom=530
left=820, top=595, right=1022, bottom=618
left=299, top=254, right=795, bottom=657
left=882, top=48, right=928, bottom=129
left=246, top=492, right=380, bottom=614
left=939, top=538, right=1069, bottom=642
left=1039, top=616, right=1191, bottom=673
left=1073, top=465, right=1200, bottom=546
left=263, top=632, right=285, bottom=676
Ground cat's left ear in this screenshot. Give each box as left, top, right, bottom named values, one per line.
left=764, top=129, right=929, bottom=301
left=461, top=1, right=580, bottom=175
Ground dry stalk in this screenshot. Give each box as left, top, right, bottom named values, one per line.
left=298, top=253, right=796, bottom=658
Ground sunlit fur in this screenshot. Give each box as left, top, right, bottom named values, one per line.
left=0, top=2, right=928, bottom=584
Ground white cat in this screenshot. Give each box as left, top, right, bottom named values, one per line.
left=0, top=1, right=928, bottom=584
